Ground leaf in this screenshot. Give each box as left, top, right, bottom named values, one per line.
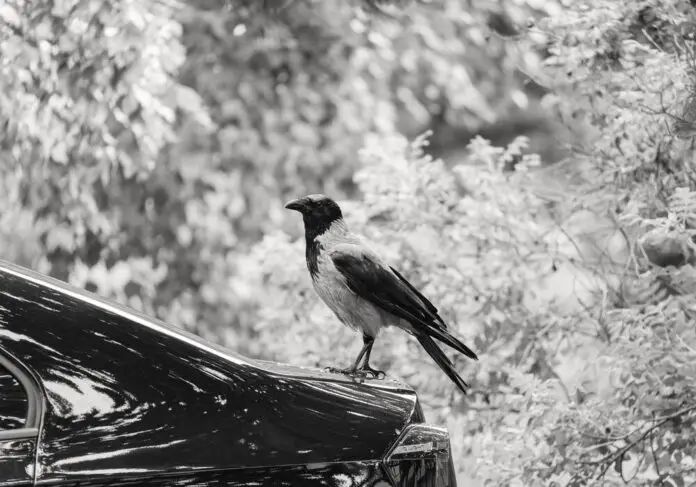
left=663, top=474, right=685, bottom=487
left=174, top=85, right=214, bottom=130
left=0, top=4, right=21, bottom=26
left=45, top=226, right=77, bottom=252
left=657, top=451, right=673, bottom=473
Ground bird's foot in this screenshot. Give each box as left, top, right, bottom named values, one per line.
left=324, top=366, right=359, bottom=376
left=324, top=366, right=385, bottom=380
left=359, top=365, right=386, bottom=380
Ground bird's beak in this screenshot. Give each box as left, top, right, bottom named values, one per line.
left=284, top=197, right=307, bottom=213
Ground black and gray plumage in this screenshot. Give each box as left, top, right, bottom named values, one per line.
left=285, top=194, right=478, bottom=394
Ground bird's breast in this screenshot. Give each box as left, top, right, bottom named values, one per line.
left=311, top=252, right=350, bottom=312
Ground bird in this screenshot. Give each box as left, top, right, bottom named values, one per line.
left=285, top=193, right=478, bottom=394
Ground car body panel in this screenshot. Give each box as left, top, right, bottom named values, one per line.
left=0, top=351, right=43, bottom=487
left=32, top=461, right=393, bottom=486
left=0, top=438, right=35, bottom=486
left=0, top=372, right=26, bottom=431
left=0, top=262, right=417, bottom=485
left=254, top=359, right=410, bottom=392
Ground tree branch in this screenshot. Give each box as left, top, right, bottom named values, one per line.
left=580, top=405, right=696, bottom=480
left=650, top=413, right=663, bottom=482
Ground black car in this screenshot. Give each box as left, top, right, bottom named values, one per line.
left=0, top=260, right=457, bottom=486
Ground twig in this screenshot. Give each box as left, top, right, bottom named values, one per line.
left=650, top=412, right=663, bottom=482
left=588, top=404, right=696, bottom=480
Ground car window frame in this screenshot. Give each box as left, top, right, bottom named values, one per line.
left=0, top=348, right=43, bottom=441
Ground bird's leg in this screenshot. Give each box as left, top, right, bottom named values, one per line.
left=325, top=340, right=370, bottom=376
left=357, top=334, right=386, bottom=379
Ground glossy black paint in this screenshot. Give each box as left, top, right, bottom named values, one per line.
left=0, top=438, right=34, bottom=486
left=0, top=369, right=25, bottom=430
left=0, top=262, right=420, bottom=485
left=37, top=461, right=394, bottom=486
left=384, top=425, right=453, bottom=486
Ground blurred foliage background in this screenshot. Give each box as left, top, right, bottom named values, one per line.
left=3, top=0, right=696, bottom=484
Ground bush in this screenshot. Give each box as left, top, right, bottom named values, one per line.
left=240, top=132, right=561, bottom=483
left=4, top=0, right=696, bottom=484
left=241, top=0, right=696, bottom=484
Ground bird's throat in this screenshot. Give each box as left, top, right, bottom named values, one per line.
left=303, top=217, right=348, bottom=279
left=306, top=239, right=320, bottom=279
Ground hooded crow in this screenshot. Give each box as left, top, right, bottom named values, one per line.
left=285, top=194, right=478, bottom=394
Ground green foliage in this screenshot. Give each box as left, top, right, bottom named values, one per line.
left=0, top=0, right=208, bottom=295
left=241, top=132, right=562, bottom=482
left=0, top=0, right=559, bottom=350
left=5, top=0, right=696, bottom=484
left=172, top=0, right=557, bottom=241
left=241, top=0, right=696, bottom=484
left=472, top=0, right=696, bottom=484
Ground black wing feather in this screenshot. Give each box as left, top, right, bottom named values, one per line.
left=331, top=250, right=478, bottom=361
left=332, top=252, right=439, bottom=324
left=416, top=334, right=469, bottom=394
left=388, top=266, right=445, bottom=329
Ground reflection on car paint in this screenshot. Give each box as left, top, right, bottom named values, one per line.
left=0, top=369, right=26, bottom=429
left=0, top=266, right=418, bottom=485
left=0, top=438, right=35, bottom=485
left=40, top=461, right=393, bottom=486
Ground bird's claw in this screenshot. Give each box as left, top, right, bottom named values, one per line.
left=359, top=367, right=386, bottom=380
left=324, top=366, right=357, bottom=376
left=324, top=366, right=386, bottom=380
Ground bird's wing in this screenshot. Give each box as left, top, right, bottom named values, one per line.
left=388, top=266, right=444, bottom=329
left=330, top=244, right=442, bottom=325
left=330, top=244, right=477, bottom=360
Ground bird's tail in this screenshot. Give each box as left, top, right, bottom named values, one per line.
left=416, top=334, right=470, bottom=394
left=424, top=324, right=478, bottom=361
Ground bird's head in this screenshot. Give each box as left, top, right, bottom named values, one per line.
left=285, top=194, right=343, bottom=235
